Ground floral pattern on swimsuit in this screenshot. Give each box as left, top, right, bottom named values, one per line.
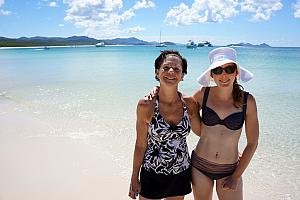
left=142, top=94, right=191, bottom=175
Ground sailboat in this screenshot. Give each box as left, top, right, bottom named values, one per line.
left=156, top=30, right=167, bottom=47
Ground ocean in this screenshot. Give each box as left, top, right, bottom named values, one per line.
left=0, top=45, right=299, bottom=200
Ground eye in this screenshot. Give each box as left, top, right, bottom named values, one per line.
left=173, top=68, right=182, bottom=72
left=162, top=66, right=170, bottom=71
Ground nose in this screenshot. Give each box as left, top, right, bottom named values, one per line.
left=168, top=67, right=175, bottom=72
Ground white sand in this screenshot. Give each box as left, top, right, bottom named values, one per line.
left=0, top=100, right=129, bottom=200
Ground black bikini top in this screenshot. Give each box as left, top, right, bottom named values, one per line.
left=201, top=87, right=249, bottom=131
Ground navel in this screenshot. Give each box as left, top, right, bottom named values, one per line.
left=215, top=152, right=219, bottom=159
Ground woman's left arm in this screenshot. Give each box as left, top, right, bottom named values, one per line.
left=223, top=94, right=259, bottom=190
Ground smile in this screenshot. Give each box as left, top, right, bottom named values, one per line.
left=164, top=76, right=176, bottom=80
left=219, top=79, right=230, bottom=84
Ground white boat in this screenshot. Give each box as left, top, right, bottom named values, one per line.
left=156, top=43, right=167, bottom=47
left=186, top=40, right=197, bottom=48
left=198, top=41, right=213, bottom=47
left=95, top=42, right=105, bottom=47
left=156, top=30, right=167, bottom=47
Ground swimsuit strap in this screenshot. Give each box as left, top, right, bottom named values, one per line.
left=178, top=92, right=188, bottom=111
left=243, top=92, right=249, bottom=118
left=154, top=95, right=159, bottom=114
left=202, top=87, right=210, bottom=107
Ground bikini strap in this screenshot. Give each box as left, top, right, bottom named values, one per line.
left=243, top=92, right=249, bottom=118
left=202, top=87, right=210, bottom=107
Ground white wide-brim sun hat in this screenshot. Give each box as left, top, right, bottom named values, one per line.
left=197, top=47, right=254, bottom=86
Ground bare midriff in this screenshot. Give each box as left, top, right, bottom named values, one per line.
left=194, top=124, right=242, bottom=164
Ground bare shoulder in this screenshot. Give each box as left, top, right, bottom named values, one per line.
left=182, top=95, right=196, bottom=105
left=182, top=94, right=200, bottom=116
left=193, top=87, right=206, bottom=107
left=246, top=93, right=256, bottom=105
left=137, top=97, right=155, bottom=122
left=245, top=93, right=258, bottom=114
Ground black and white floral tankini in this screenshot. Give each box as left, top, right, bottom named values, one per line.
left=140, top=94, right=192, bottom=199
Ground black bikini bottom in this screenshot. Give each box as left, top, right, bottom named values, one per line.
left=191, top=151, right=238, bottom=180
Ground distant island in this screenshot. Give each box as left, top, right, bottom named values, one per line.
left=0, top=36, right=175, bottom=47
left=0, top=36, right=270, bottom=48
left=226, top=42, right=271, bottom=48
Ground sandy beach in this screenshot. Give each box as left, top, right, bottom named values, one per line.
left=0, top=99, right=130, bottom=200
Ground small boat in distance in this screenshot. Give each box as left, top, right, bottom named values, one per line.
left=186, top=40, right=197, bottom=49
left=43, top=46, right=50, bottom=50
left=198, top=41, right=213, bottom=47
left=95, top=42, right=105, bottom=47
left=156, top=30, right=167, bottom=47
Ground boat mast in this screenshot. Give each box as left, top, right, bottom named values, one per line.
left=159, top=30, right=161, bottom=44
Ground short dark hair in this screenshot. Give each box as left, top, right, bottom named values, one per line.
left=154, top=50, right=187, bottom=81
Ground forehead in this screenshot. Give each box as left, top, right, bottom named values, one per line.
left=162, top=55, right=182, bottom=66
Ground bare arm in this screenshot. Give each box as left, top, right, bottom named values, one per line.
left=232, top=94, right=259, bottom=178
left=184, top=96, right=201, bottom=136
left=128, top=101, right=154, bottom=199
left=191, top=87, right=206, bottom=137
left=223, top=94, right=259, bottom=191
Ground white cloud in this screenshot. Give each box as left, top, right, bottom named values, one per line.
left=240, top=0, right=283, bottom=21
left=165, top=0, right=283, bottom=26
left=165, top=0, right=239, bottom=26
left=0, top=9, right=10, bottom=15
left=126, top=26, right=145, bottom=33
left=133, top=0, right=155, bottom=10
left=63, top=0, right=155, bottom=38
left=293, top=0, right=300, bottom=18
left=49, top=1, right=58, bottom=7
left=0, top=0, right=11, bottom=16
left=58, top=23, right=64, bottom=27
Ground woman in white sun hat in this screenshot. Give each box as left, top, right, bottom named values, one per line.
left=192, top=47, right=259, bottom=200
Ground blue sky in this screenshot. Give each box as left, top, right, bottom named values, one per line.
left=0, top=0, right=300, bottom=47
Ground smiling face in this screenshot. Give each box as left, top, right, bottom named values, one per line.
left=211, top=62, right=238, bottom=88
left=156, top=55, right=184, bottom=86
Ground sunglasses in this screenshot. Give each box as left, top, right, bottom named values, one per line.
left=211, top=65, right=236, bottom=75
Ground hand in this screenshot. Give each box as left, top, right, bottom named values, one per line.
left=144, top=86, right=160, bottom=101
left=139, top=86, right=159, bottom=105
left=185, top=97, right=199, bottom=116
left=128, top=178, right=141, bottom=199
left=222, top=175, right=240, bottom=191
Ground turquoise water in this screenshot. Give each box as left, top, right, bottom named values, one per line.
left=0, top=46, right=300, bottom=199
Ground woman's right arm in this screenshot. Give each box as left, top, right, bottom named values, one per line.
left=128, top=101, right=153, bottom=199
left=191, top=87, right=205, bottom=137
left=184, top=96, right=201, bottom=136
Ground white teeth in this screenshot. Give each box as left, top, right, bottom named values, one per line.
left=165, top=77, right=175, bottom=80
left=220, top=80, right=229, bottom=83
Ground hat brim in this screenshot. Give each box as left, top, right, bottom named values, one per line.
left=197, top=59, right=253, bottom=86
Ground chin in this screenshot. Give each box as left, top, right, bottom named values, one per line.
left=217, top=82, right=232, bottom=88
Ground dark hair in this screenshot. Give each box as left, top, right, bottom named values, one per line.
left=154, top=50, right=187, bottom=81
left=233, top=77, right=244, bottom=108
